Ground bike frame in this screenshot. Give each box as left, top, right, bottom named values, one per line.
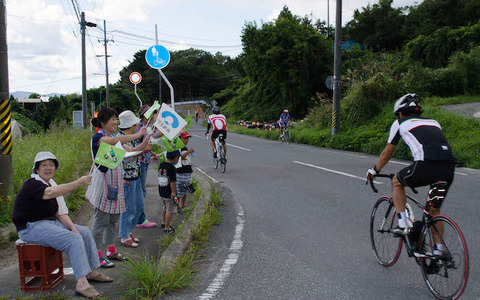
left=370, top=174, right=452, bottom=260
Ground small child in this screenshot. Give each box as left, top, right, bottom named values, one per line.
left=158, top=150, right=181, bottom=233
left=176, top=131, right=195, bottom=212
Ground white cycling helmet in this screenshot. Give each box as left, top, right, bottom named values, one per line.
left=394, top=93, right=422, bottom=116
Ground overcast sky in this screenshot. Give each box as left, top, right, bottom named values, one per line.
left=5, top=0, right=420, bottom=95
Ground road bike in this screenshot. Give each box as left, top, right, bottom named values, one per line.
left=279, top=125, right=291, bottom=143
left=212, top=133, right=226, bottom=173
left=367, top=174, right=468, bottom=300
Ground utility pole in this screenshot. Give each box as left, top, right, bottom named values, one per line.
left=0, top=0, right=13, bottom=196
left=155, top=24, right=162, bottom=103
left=332, top=0, right=342, bottom=135
left=97, top=20, right=111, bottom=107
left=327, top=0, right=330, bottom=38
left=80, top=12, right=96, bottom=128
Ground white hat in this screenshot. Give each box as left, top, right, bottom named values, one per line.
left=118, top=110, right=140, bottom=129
left=32, top=151, right=60, bottom=174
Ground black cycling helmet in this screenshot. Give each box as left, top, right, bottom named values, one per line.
left=212, top=106, right=220, bottom=114
left=394, top=93, right=422, bottom=117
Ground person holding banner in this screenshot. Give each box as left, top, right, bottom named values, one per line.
left=89, top=107, right=147, bottom=268
left=117, top=110, right=154, bottom=247
left=12, top=152, right=112, bottom=298
left=135, top=104, right=160, bottom=229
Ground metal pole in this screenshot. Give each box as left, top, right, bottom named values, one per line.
left=134, top=84, right=143, bottom=108
left=332, top=0, right=342, bottom=135
left=104, top=20, right=110, bottom=107
left=327, top=0, right=330, bottom=38
left=158, top=70, right=174, bottom=109
left=81, top=12, right=87, bottom=128
left=155, top=24, right=162, bottom=103
left=0, top=0, right=13, bottom=195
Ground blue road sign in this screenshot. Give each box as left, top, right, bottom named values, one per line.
left=145, top=45, right=170, bottom=69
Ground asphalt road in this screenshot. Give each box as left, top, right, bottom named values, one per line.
left=170, top=120, right=480, bottom=300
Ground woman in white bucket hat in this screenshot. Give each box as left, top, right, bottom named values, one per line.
left=12, top=152, right=112, bottom=298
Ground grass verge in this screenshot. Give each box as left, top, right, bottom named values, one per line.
left=119, top=184, right=223, bottom=299
left=1, top=125, right=93, bottom=230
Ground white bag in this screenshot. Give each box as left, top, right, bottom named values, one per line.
left=86, top=167, right=104, bottom=207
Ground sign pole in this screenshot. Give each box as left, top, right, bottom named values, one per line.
left=158, top=70, right=175, bottom=110
left=332, top=0, right=342, bottom=135
left=0, top=0, right=13, bottom=196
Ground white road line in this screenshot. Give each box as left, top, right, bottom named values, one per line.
left=226, top=143, right=251, bottom=151
left=293, top=160, right=382, bottom=184
left=195, top=167, right=218, bottom=183
left=198, top=201, right=245, bottom=300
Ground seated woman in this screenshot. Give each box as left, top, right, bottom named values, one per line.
left=12, top=152, right=112, bottom=298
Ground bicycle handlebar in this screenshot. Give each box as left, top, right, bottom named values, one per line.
left=366, top=173, right=418, bottom=194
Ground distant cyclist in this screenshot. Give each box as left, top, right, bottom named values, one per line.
left=366, top=94, right=457, bottom=248
left=279, top=109, right=291, bottom=137
left=205, top=107, right=227, bottom=160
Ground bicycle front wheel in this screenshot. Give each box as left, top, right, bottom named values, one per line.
left=419, top=215, right=468, bottom=300
left=370, top=197, right=402, bottom=267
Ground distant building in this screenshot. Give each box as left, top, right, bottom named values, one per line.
left=16, top=96, right=50, bottom=103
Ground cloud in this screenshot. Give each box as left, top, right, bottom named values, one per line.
left=89, top=0, right=155, bottom=23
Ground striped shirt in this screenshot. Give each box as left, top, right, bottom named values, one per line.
left=388, top=116, right=456, bottom=163
left=208, top=114, right=227, bottom=130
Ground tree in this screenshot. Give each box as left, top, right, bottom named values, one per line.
left=345, top=0, right=406, bottom=51
left=235, top=6, right=333, bottom=119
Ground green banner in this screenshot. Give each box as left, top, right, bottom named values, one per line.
left=183, top=115, right=192, bottom=131
left=144, top=101, right=161, bottom=119
left=160, top=135, right=185, bottom=152
left=94, top=142, right=126, bottom=169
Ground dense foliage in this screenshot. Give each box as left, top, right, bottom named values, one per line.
left=346, top=0, right=480, bottom=52
left=222, top=6, right=333, bottom=120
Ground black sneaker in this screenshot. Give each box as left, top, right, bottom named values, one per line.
left=213, top=152, right=218, bottom=158
left=163, top=227, right=175, bottom=233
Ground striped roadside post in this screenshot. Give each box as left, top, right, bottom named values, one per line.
left=0, top=0, right=12, bottom=196
left=0, top=98, right=13, bottom=195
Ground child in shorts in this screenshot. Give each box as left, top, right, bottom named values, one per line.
left=158, top=150, right=181, bottom=233
left=176, top=131, right=195, bottom=212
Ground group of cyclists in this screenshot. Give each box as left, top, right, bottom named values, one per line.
left=208, top=93, right=456, bottom=255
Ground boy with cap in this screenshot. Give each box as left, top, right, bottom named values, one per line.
left=158, top=150, right=181, bottom=233
left=176, top=131, right=195, bottom=212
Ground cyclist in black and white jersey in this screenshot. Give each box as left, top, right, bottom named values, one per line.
left=366, top=94, right=457, bottom=243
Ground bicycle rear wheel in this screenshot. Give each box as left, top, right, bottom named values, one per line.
left=219, top=145, right=226, bottom=173
left=419, top=215, right=468, bottom=300
left=213, top=148, right=219, bottom=169
left=370, top=197, right=402, bottom=267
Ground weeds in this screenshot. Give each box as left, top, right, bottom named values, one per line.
left=120, top=183, right=223, bottom=299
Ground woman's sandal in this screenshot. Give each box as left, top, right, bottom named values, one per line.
left=87, top=272, right=113, bottom=282
left=75, top=286, right=100, bottom=298
left=129, top=233, right=139, bottom=243
left=121, top=238, right=138, bottom=248
left=99, top=257, right=114, bottom=268
left=107, top=251, right=128, bottom=261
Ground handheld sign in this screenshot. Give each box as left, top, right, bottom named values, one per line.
left=154, top=103, right=187, bottom=140
left=129, top=72, right=142, bottom=84
left=183, top=115, right=192, bottom=131
left=94, top=142, right=126, bottom=169
left=143, top=101, right=161, bottom=119
left=145, top=45, right=170, bottom=69
left=160, top=135, right=185, bottom=152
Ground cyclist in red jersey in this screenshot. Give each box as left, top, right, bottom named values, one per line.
left=205, top=107, right=227, bottom=160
